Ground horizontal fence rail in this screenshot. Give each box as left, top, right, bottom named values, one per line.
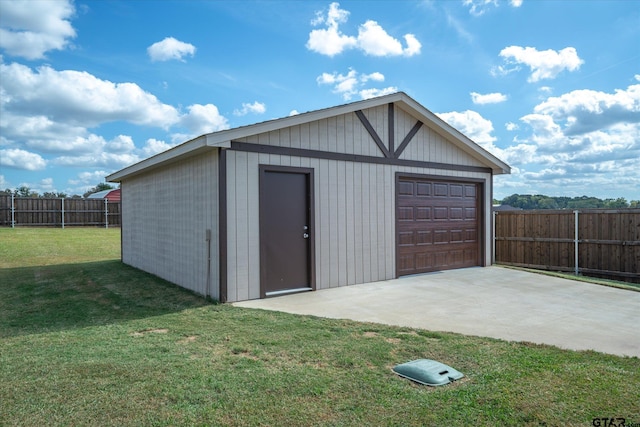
left=0, top=195, right=120, bottom=228
left=494, top=209, right=640, bottom=284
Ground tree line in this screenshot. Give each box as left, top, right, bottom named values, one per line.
left=3, top=185, right=638, bottom=209
left=1, top=183, right=115, bottom=199
left=495, top=194, right=640, bottom=210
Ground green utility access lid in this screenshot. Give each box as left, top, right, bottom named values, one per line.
left=393, top=359, right=464, bottom=386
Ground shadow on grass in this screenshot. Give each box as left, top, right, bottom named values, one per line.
left=0, top=260, right=212, bottom=338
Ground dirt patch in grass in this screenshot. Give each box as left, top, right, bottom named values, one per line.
left=130, top=328, right=169, bottom=337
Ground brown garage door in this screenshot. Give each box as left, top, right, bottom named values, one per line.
left=396, top=175, right=481, bottom=276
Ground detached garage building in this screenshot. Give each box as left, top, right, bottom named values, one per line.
left=107, top=92, right=510, bottom=302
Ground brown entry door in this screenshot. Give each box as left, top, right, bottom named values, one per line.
left=259, top=166, right=314, bottom=297
left=396, top=175, right=481, bottom=276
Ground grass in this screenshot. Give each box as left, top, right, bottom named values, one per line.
left=1, top=227, right=639, bottom=426
left=500, top=265, right=640, bottom=292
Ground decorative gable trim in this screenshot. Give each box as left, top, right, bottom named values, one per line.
left=355, top=102, right=424, bottom=160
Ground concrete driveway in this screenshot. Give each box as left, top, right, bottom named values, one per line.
left=233, top=266, right=640, bottom=357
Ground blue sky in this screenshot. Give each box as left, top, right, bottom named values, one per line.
left=1, top=0, right=638, bottom=200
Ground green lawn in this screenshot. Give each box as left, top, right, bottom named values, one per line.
left=1, top=227, right=638, bottom=426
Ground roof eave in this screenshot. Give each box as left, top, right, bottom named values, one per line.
left=107, top=91, right=511, bottom=181
left=106, top=135, right=210, bottom=182
left=394, top=93, right=511, bottom=175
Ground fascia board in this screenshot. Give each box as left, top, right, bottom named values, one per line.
left=202, top=93, right=407, bottom=146
left=107, top=91, right=510, bottom=182
left=106, top=136, right=209, bottom=182
left=396, top=94, right=511, bottom=175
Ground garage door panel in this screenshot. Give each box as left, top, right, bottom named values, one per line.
left=398, top=206, right=414, bottom=221
left=451, top=250, right=464, bottom=265
left=416, top=207, right=431, bottom=220
left=434, top=183, right=448, bottom=196
left=450, top=207, right=463, bottom=219
left=398, top=181, right=414, bottom=196
left=398, top=231, right=415, bottom=246
left=465, top=207, right=477, bottom=220
left=434, top=207, right=448, bottom=220
left=450, top=184, right=464, bottom=197
left=417, top=230, right=432, bottom=245
left=397, top=176, right=481, bottom=276
left=465, top=184, right=476, bottom=197
left=416, top=253, right=432, bottom=269
left=465, top=249, right=477, bottom=263
left=398, top=254, right=415, bottom=273
left=417, top=183, right=432, bottom=196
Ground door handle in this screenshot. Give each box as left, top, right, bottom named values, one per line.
left=303, top=233, right=309, bottom=239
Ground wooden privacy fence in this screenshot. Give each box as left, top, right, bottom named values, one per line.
left=0, top=195, right=120, bottom=228
left=494, top=209, right=640, bottom=284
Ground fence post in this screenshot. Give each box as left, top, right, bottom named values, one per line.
left=492, top=210, right=497, bottom=265
left=574, top=210, right=579, bottom=275
left=11, top=193, right=15, bottom=228
left=105, top=199, right=108, bottom=229
left=61, top=198, right=65, bottom=229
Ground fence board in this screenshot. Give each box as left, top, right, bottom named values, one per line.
left=0, top=195, right=120, bottom=227
left=495, top=209, right=640, bottom=284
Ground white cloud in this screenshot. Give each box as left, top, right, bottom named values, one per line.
left=233, top=101, right=267, bottom=116
left=359, top=87, right=398, bottom=100
left=437, top=110, right=497, bottom=146
left=505, top=122, right=519, bottom=131
left=463, top=0, right=498, bottom=16
left=24, top=133, right=105, bottom=154
left=0, top=148, right=47, bottom=170
left=498, top=46, right=584, bottom=82
left=53, top=152, right=140, bottom=169
left=0, top=0, right=76, bottom=59
left=531, top=83, right=640, bottom=136
left=356, top=20, right=421, bottom=57
left=490, top=64, right=520, bottom=78
left=307, top=2, right=420, bottom=57
left=0, top=61, right=180, bottom=129
left=435, top=110, right=524, bottom=164
left=179, top=104, right=230, bottom=135
left=147, top=37, right=196, bottom=62
left=69, top=171, right=110, bottom=186
left=36, top=177, right=55, bottom=193
left=1, top=112, right=90, bottom=150
left=142, top=138, right=177, bottom=157
left=435, top=109, right=544, bottom=167
left=362, top=72, right=384, bottom=82
left=0, top=60, right=231, bottom=168
left=306, top=2, right=356, bottom=56
left=0, top=174, right=7, bottom=188
left=106, top=135, right=135, bottom=154
left=289, top=110, right=300, bottom=116
left=471, top=91, right=507, bottom=104
left=317, top=69, right=395, bottom=100
left=463, top=0, right=522, bottom=16
left=497, top=81, right=640, bottom=194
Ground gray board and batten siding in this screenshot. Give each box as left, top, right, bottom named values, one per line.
left=120, top=151, right=219, bottom=298
left=108, top=92, right=510, bottom=303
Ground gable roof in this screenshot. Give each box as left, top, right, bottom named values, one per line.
left=87, top=188, right=120, bottom=199
left=107, top=92, right=510, bottom=182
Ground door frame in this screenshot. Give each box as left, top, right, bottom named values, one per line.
left=259, top=165, right=316, bottom=298
left=394, top=172, right=486, bottom=277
